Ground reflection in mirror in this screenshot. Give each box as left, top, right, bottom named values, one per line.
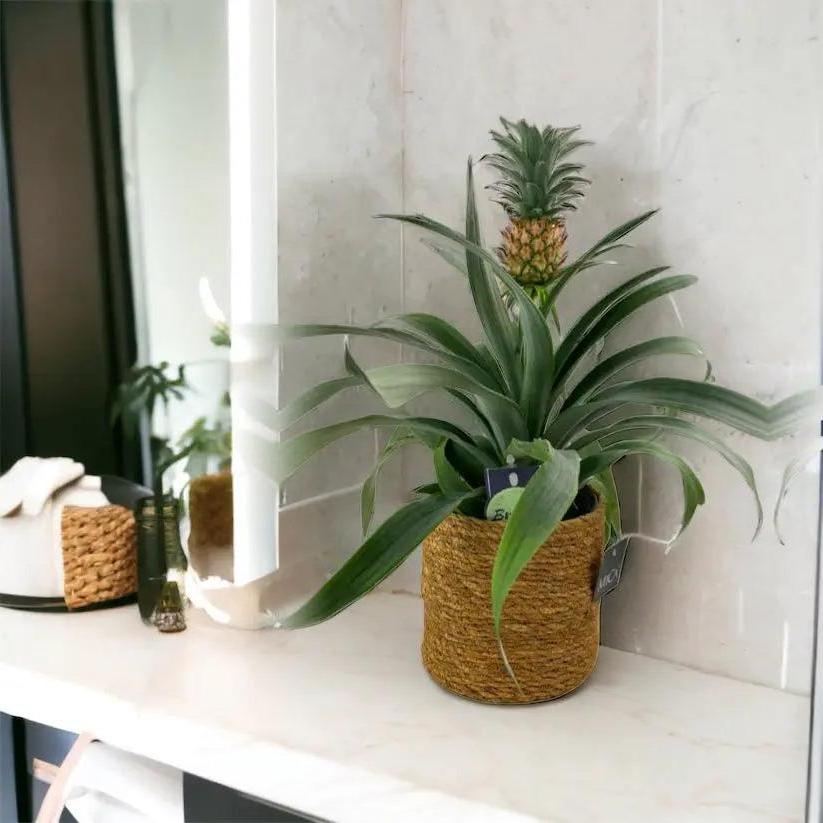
left=113, top=0, right=278, bottom=622
left=113, top=0, right=238, bottom=598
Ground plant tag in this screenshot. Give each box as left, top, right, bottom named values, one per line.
left=593, top=538, right=629, bottom=601
left=483, top=465, right=537, bottom=522
left=485, top=487, right=524, bottom=521
left=484, top=465, right=537, bottom=499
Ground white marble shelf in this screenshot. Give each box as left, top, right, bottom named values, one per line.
left=0, top=592, right=810, bottom=822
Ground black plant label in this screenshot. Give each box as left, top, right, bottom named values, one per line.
left=594, top=539, right=629, bottom=601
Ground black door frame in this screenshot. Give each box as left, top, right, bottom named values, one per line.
left=0, top=10, right=28, bottom=472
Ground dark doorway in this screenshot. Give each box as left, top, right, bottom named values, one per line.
left=0, top=0, right=139, bottom=478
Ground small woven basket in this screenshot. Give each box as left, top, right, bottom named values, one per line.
left=189, top=471, right=233, bottom=551
left=61, top=505, right=138, bottom=609
left=421, top=499, right=605, bottom=704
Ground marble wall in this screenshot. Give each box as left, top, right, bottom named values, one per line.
left=270, top=1, right=406, bottom=605
left=276, top=1, right=404, bottom=506
left=274, top=0, right=822, bottom=691
left=598, top=0, right=822, bottom=693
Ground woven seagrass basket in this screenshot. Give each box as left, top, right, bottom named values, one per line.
left=421, top=498, right=605, bottom=704
left=189, top=471, right=233, bottom=551
left=61, top=505, right=138, bottom=609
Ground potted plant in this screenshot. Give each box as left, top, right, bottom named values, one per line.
left=112, top=361, right=230, bottom=620
left=248, top=119, right=812, bottom=703
left=112, top=275, right=236, bottom=617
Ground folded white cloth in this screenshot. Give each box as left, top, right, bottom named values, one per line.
left=0, top=457, right=84, bottom=517
left=64, top=742, right=184, bottom=823
left=0, top=457, right=109, bottom=597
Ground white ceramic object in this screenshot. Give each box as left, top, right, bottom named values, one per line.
left=0, top=458, right=108, bottom=599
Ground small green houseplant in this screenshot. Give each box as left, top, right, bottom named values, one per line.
left=113, top=352, right=230, bottom=621
left=249, top=119, right=812, bottom=700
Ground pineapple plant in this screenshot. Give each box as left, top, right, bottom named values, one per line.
left=484, top=119, right=589, bottom=312
left=246, top=118, right=814, bottom=647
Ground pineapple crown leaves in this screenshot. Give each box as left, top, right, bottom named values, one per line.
left=482, top=118, right=591, bottom=220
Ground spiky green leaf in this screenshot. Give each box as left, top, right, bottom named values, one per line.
left=282, top=489, right=481, bottom=628
left=491, top=447, right=581, bottom=634
left=579, top=440, right=705, bottom=541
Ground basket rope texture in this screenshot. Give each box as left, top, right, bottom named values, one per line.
left=421, top=501, right=604, bottom=704
left=61, top=505, right=138, bottom=609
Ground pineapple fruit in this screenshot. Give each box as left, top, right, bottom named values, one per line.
left=484, top=119, right=589, bottom=288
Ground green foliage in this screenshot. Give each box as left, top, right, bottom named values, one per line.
left=111, top=362, right=189, bottom=436
left=177, top=417, right=231, bottom=478
left=491, top=445, right=580, bottom=633
left=248, top=125, right=814, bottom=640
left=210, top=323, right=232, bottom=348
left=483, top=118, right=590, bottom=219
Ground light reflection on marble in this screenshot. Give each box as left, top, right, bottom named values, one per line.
left=0, top=593, right=809, bottom=822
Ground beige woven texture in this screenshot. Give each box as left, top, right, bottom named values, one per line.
left=421, top=501, right=605, bottom=704
left=61, top=505, right=137, bottom=609
left=189, top=472, right=233, bottom=550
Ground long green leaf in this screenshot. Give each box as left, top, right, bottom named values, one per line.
left=491, top=446, right=581, bottom=634
left=575, top=442, right=621, bottom=540
left=554, top=274, right=698, bottom=387
left=246, top=415, right=488, bottom=485
left=377, top=312, right=494, bottom=377
left=365, top=363, right=528, bottom=447
left=237, top=377, right=361, bottom=432
left=379, top=175, right=521, bottom=395
left=549, top=382, right=817, bottom=446
left=243, top=321, right=422, bottom=347
left=344, top=337, right=378, bottom=393
left=545, top=210, right=659, bottom=307
left=243, top=321, right=499, bottom=391
left=579, top=439, right=705, bottom=540
left=504, top=437, right=554, bottom=463
left=420, top=241, right=515, bottom=393
left=361, top=427, right=419, bottom=535
left=503, top=283, right=555, bottom=439
left=434, top=440, right=472, bottom=495
left=562, top=336, right=706, bottom=407
left=571, top=413, right=763, bottom=538
left=590, top=379, right=815, bottom=440
left=554, top=267, right=669, bottom=376
left=460, top=198, right=556, bottom=436
left=446, top=390, right=504, bottom=458
left=588, top=468, right=621, bottom=541
left=443, top=439, right=488, bottom=489
left=282, top=490, right=481, bottom=628
left=545, top=400, right=629, bottom=445
left=386, top=193, right=555, bottom=436
left=774, top=438, right=823, bottom=545
left=422, top=236, right=469, bottom=277
left=464, top=159, right=520, bottom=392
left=463, top=160, right=556, bottom=435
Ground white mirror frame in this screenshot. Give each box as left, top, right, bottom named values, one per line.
left=227, top=0, right=278, bottom=586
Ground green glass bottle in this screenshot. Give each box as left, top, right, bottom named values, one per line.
left=134, top=496, right=188, bottom=623
left=159, top=496, right=188, bottom=603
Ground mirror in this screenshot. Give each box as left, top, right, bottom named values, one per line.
left=113, top=0, right=278, bottom=610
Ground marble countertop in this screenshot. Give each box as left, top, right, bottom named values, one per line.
left=0, top=591, right=810, bottom=822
